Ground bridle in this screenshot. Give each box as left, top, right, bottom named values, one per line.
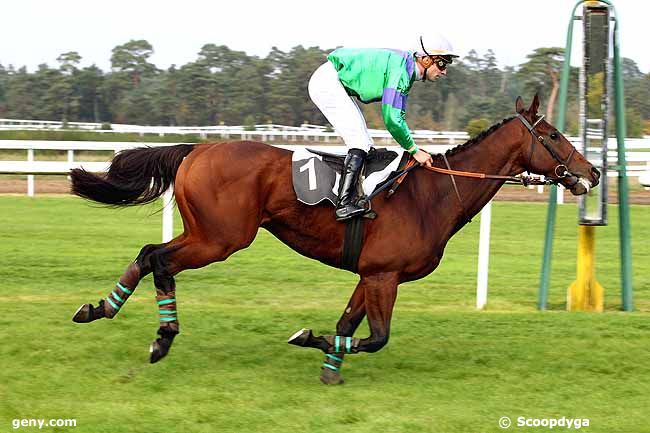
left=516, top=113, right=578, bottom=185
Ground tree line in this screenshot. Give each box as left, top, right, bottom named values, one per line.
left=0, top=40, right=648, bottom=136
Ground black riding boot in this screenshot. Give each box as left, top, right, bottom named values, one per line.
left=335, top=148, right=367, bottom=221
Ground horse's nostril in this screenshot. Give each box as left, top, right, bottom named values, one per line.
left=591, top=167, right=601, bottom=180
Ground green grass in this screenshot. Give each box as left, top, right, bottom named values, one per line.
left=1, top=196, right=649, bottom=433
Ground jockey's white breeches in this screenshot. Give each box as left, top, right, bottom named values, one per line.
left=308, top=61, right=374, bottom=152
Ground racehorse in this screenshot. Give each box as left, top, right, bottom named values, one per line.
left=70, top=95, right=599, bottom=384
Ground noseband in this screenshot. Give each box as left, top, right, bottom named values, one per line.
left=516, top=113, right=578, bottom=184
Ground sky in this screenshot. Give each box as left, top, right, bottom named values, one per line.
left=1, top=0, right=648, bottom=74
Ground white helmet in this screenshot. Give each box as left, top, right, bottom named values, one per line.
left=415, top=34, right=459, bottom=58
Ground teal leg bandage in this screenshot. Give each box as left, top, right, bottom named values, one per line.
left=332, top=336, right=357, bottom=353
left=103, top=281, right=135, bottom=318
left=157, top=295, right=178, bottom=325
left=323, top=353, right=344, bottom=372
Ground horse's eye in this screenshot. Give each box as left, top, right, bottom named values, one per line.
left=550, top=132, right=559, bottom=140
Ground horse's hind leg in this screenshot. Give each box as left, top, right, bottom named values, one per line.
left=72, top=243, right=162, bottom=323
left=148, top=242, right=181, bottom=363
left=72, top=230, right=236, bottom=363
left=148, top=229, right=257, bottom=363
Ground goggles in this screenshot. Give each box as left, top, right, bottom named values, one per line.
left=432, top=56, right=453, bottom=71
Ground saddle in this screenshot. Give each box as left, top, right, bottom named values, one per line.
left=291, top=147, right=410, bottom=208
left=307, top=147, right=404, bottom=176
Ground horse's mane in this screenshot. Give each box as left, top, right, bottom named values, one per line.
left=433, top=116, right=516, bottom=163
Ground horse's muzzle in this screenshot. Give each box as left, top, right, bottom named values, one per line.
left=568, top=176, right=595, bottom=196
left=568, top=166, right=600, bottom=196
left=590, top=167, right=601, bottom=187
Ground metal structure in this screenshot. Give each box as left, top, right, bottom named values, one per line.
left=538, top=0, right=633, bottom=311
left=579, top=3, right=609, bottom=225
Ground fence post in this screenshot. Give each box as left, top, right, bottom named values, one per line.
left=27, top=148, right=34, bottom=197
left=162, top=188, right=174, bottom=243
left=476, top=200, right=492, bottom=310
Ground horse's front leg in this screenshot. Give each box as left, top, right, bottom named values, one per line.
left=299, top=277, right=366, bottom=384
left=288, top=272, right=398, bottom=384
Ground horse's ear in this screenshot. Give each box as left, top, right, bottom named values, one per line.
left=515, top=96, right=525, bottom=113
left=529, top=93, right=540, bottom=114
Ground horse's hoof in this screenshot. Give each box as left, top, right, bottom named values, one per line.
left=149, top=340, right=169, bottom=364
left=320, top=367, right=344, bottom=385
left=288, top=328, right=312, bottom=347
left=72, top=304, right=93, bottom=323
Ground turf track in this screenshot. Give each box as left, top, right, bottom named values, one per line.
left=1, top=196, right=649, bottom=433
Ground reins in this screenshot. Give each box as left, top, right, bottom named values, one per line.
left=365, top=143, right=555, bottom=202
left=423, top=162, right=555, bottom=186
left=422, top=113, right=577, bottom=187
left=442, top=154, right=472, bottom=223
left=419, top=161, right=554, bottom=224
left=423, top=163, right=544, bottom=184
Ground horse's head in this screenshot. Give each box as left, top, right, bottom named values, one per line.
left=515, top=94, right=600, bottom=195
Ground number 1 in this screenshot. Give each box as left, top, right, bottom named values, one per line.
left=299, top=158, right=318, bottom=190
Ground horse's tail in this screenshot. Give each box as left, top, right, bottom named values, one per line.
left=70, top=144, right=195, bottom=206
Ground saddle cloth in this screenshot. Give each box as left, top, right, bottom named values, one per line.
left=291, top=147, right=407, bottom=205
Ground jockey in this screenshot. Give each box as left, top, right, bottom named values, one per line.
left=308, top=34, right=459, bottom=221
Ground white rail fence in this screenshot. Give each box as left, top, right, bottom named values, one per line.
left=2, top=138, right=649, bottom=194
left=2, top=139, right=649, bottom=310
left=0, top=118, right=469, bottom=145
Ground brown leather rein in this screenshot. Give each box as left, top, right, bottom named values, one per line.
left=422, top=114, right=573, bottom=187
left=424, top=162, right=536, bottom=183
left=370, top=115, right=576, bottom=223
left=412, top=113, right=575, bottom=222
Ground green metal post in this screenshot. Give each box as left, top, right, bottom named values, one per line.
left=538, top=0, right=582, bottom=310
left=538, top=187, right=556, bottom=310
left=610, top=9, right=634, bottom=311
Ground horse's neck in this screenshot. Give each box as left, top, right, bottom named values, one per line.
left=420, top=120, right=526, bottom=230
left=454, top=126, right=524, bottom=214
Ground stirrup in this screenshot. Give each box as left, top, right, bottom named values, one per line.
left=335, top=203, right=368, bottom=221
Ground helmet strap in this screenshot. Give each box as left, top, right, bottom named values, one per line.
left=419, top=54, right=433, bottom=82
left=419, top=35, right=435, bottom=82
left=419, top=36, right=432, bottom=57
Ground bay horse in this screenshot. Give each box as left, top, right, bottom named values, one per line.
left=70, top=95, right=599, bottom=384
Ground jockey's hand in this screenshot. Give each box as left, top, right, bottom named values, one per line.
left=413, top=149, right=433, bottom=168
